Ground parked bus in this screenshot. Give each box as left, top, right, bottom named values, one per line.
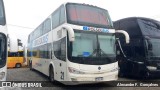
left=0, top=0, right=18, bottom=81
left=114, top=17, right=160, bottom=78
left=28, top=2, right=129, bottom=84
left=7, top=50, right=24, bottom=68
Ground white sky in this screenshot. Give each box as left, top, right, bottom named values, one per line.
left=3, top=0, right=160, bottom=46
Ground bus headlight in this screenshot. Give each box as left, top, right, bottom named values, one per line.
left=68, top=67, right=85, bottom=74
left=110, top=67, right=118, bottom=72
left=147, top=66, right=157, bottom=71
left=0, top=72, right=5, bottom=80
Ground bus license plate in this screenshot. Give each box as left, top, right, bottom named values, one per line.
left=95, top=77, right=103, bottom=81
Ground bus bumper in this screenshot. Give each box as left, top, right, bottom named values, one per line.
left=64, top=70, right=118, bottom=85
left=148, top=70, right=160, bottom=78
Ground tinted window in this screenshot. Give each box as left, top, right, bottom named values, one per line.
left=43, top=18, right=51, bottom=34
left=52, top=10, right=60, bottom=29
left=60, top=5, right=65, bottom=24
left=0, top=34, right=7, bottom=67
left=32, top=43, right=51, bottom=59
left=66, top=3, right=113, bottom=28
left=138, top=19, right=160, bottom=37
left=53, top=39, right=61, bottom=59
left=47, top=43, right=52, bottom=59
left=148, top=38, right=160, bottom=59
left=33, top=48, right=37, bottom=57
left=35, top=25, right=43, bottom=39
left=60, top=37, right=66, bottom=60
left=0, top=0, right=3, bottom=17
left=8, top=52, right=17, bottom=57
left=43, top=45, right=48, bottom=58
left=18, top=51, right=23, bottom=57
left=0, top=0, right=5, bottom=25
left=27, top=50, right=31, bottom=57
left=53, top=37, right=66, bottom=61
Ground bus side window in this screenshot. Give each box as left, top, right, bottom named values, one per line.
left=53, top=37, right=66, bottom=61
left=52, top=9, right=60, bottom=29
left=60, top=37, right=66, bottom=61
left=60, top=5, right=65, bottom=24
left=53, top=40, right=61, bottom=60
left=47, top=43, right=52, bottom=59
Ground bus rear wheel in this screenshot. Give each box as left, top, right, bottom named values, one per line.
left=49, top=67, right=54, bottom=82
left=15, top=63, right=21, bottom=68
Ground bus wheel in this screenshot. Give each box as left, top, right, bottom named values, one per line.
left=49, top=67, right=54, bottom=82
left=15, top=63, right=21, bottom=68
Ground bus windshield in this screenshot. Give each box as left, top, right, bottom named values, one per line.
left=66, top=3, right=113, bottom=28
left=0, top=0, right=5, bottom=25
left=68, top=30, right=116, bottom=65
left=0, top=34, right=7, bottom=67
left=148, top=38, right=160, bottom=60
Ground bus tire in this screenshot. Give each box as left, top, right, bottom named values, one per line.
left=15, top=63, right=21, bottom=68
left=49, top=66, right=54, bottom=82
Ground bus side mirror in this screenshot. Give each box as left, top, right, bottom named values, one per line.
left=62, top=25, right=75, bottom=42
left=8, top=34, right=18, bottom=52
left=115, top=30, right=130, bottom=44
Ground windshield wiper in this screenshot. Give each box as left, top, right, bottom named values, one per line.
left=89, top=34, right=108, bottom=57
left=89, top=49, right=98, bottom=57
left=90, top=47, right=108, bottom=57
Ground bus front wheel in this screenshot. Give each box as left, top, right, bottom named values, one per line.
left=49, top=67, right=54, bottom=82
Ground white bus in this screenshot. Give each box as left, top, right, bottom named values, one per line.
left=0, top=0, right=18, bottom=81
left=27, top=2, right=129, bottom=85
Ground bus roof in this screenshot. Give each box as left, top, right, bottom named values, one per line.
left=114, top=17, right=160, bottom=38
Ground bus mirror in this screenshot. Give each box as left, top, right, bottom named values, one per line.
left=8, top=34, right=18, bottom=52
left=115, top=30, right=130, bottom=44
left=62, top=25, right=75, bottom=42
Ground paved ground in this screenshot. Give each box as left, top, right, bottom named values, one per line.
left=7, top=67, right=48, bottom=81
left=3, top=68, right=160, bottom=90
